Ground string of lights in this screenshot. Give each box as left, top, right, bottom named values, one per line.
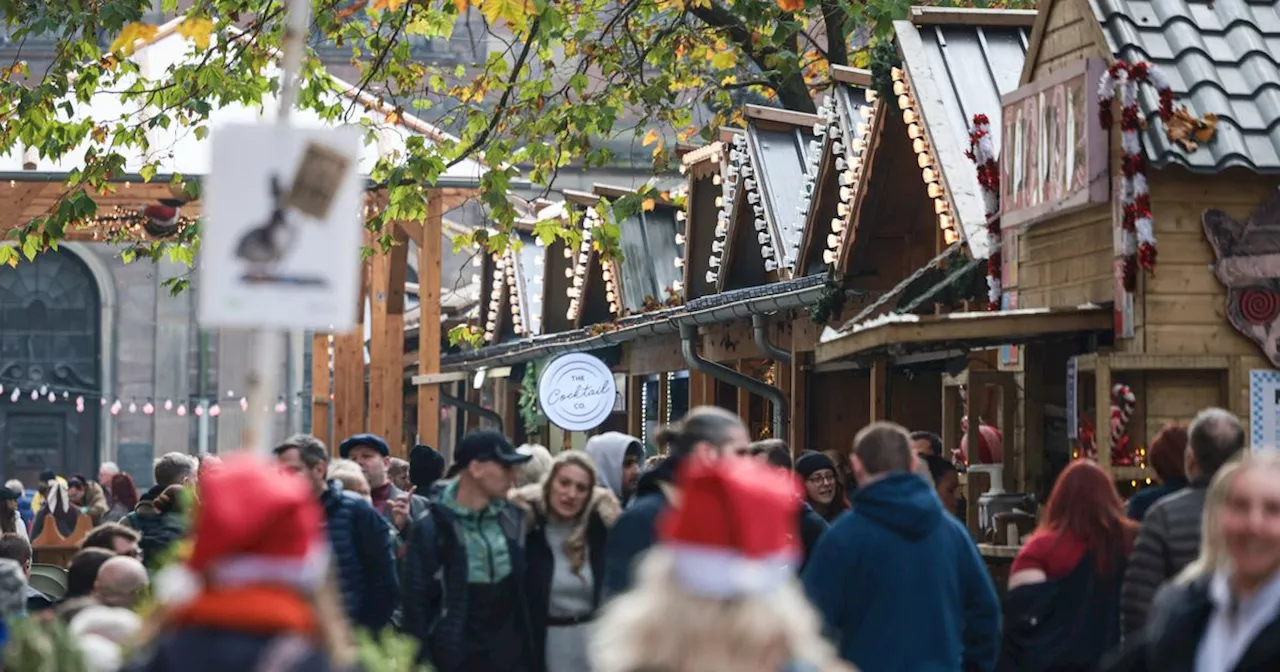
left=0, top=376, right=298, bottom=417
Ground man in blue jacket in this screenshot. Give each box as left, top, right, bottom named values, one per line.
left=274, top=434, right=398, bottom=634
left=802, top=422, right=1000, bottom=672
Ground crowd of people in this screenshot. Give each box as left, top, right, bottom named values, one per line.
left=0, top=404, right=1275, bottom=671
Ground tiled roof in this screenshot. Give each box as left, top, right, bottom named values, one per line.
left=1090, top=0, right=1280, bottom=172
left=896, top=16, right=1032, bottom=259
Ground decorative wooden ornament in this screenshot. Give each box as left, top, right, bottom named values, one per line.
left=1165, top=107, right=1218, bottom=153
left=965, top=114, right=1001, bottom=311
left=1203, top=189, right=1280, bottom=367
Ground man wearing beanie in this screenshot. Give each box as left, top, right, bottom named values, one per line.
left=402, top=430, right=535, bottom=672
left=409, top=444, right=446, bottom=492
left=796, top=451, right=847, bottom=522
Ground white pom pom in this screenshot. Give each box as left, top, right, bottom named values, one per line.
left=154, top=564, right=202, bottom=607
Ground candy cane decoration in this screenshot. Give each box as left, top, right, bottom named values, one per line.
left=1110, top=383, right=1136, bottom=458
left=1098, top=60, right=1174, bottom=292
left=965, top=114, right=1001, bottom=311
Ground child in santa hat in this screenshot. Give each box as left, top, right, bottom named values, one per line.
left=122, top=455, right=355, bottom=672
left=589, top=457, right=853, bottom=672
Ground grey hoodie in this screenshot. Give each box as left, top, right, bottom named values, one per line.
left=584, top=432, right=642, bottom=501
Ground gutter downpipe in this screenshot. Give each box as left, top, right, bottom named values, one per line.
left=679, top=322, right=788, bottom=441
left=751, top=313, right=791, bottom=364
left=441, top=391, right=505, bottom=434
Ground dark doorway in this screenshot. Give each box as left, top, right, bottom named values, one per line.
left=0, top=250, right=102, bottom=485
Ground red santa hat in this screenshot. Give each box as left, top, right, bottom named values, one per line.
left=659, top=457, right=802, bottom=599
left=958, top=418, right=1004, bottom=465
left=155, top=455, right=328, bottom=605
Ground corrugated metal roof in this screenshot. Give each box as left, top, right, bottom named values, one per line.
left=1090, top=0, right=1280, bottom=172
left=896, top=19, right=1030, bottom=259
left=514, top=233, right=545, bottom=336
left=748, top=122, right=819, bottom=272
left=617, top=204, right=682, bottom=312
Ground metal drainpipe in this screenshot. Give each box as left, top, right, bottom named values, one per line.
left=679, top=323, right=788, bottom=441
left=751, top=314, right=791, bottom=365
left=441, top=391, right=505, bottom=435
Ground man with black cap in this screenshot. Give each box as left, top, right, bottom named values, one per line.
left=409, top=444, right=446, bottom=493
left=338, top=433, right=403, bottom=521
left=402, top=430, right=536, bottom=672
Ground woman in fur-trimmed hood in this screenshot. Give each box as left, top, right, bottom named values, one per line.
left=509, top=451, right=621, bottom=672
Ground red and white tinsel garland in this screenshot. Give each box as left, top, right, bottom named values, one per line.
left=1097, top=60, right=1174, bottom=292
left=965, top=114, right=1001, bottom=311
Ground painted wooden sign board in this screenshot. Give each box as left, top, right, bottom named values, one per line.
left=199, top=124, right=363, bottom=330
left=1000, top=58, right=1110, bottom=229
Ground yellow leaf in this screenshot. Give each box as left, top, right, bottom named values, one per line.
left=480, top=0, right=529, bottom=31
left=642, top=198, right=656, bottom=212
left=721, top=74, right=737, bottom=86
left=710, top=50, right=737, bottom=70
left=689, top=0, right=711, bottom=8
left=109, top=23, right=160, bottom=56
left=641, top=128, right=660, bottom=147
left=454, top=0, right=471, bottom=12
left=372, top=0, right=409, bottom=9
left=386, top=108, right=403, bottom=126
left=176, top=17, right=214, bottom=50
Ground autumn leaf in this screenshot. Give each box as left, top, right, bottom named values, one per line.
left=480, top=0, right=529, bottom=31
left=176, top=17, right=214, bottom=50
left=372, top=0, right=409, bottom=9
left=641, top=198, right=656, bottom=212
left=641, top=128, right=660, bottom=147
left=776, top=0, right=805, bottom=11
left=710, top=50, right=737, bottom=70
left=454, top=0, right=471, bottom=12
left=385, top=107, right=403, bottom=126
left=109, top=23, right=160, bottom=56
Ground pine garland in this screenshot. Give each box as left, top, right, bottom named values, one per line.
left=965, top=114, right=1001, bottom=311
left=1097, top=60, right=1174, bottom=292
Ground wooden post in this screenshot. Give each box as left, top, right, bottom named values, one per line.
left=1095, top=354, right=1113, bottom=474
left=789, top=352, right=810, bottom=456
left=736, top=361, right=751, bottom=429
left=310, top=333, right=332, bottom=447
left=331, top=268, right=367, bottom=449
left=688, top=371, right=706, bottom=409
left=869, top=357, right=888, bottom=421
left=369, top=227, right=408, bottom=457
left=418, top=192, right=444, bottom=459
left=1023, top=345, right=1046, bottom=496
left=627, top=376, right=643, bottom=438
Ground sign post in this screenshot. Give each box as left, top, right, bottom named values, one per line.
left=537, top=353, right=618, bottom=433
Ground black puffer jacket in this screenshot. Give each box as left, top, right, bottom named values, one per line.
left=319, top=480, right=398, bottom=633
left=1121, top=480, right=1208, bottom=634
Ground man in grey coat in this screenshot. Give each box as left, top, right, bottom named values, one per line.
left=1120, top=407, right=1244, bottom=635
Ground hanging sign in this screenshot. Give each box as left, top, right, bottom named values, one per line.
left=1066, top=356, right=1079, bottom=439
left=1250, top=370, right=1280, bottom=451
left=199, top=125, right=363, bottom=330
left=538, top=353, right=617, bottom=431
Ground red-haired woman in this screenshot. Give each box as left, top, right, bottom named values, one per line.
left=105, top=473, right=140, bottom=523
left=1125, top=423, right=1188, bottom=522
left=998, top=460, right=1136, bottom=672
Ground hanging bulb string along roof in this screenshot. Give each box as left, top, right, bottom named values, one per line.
left=0, top=377, right=295, bottom=415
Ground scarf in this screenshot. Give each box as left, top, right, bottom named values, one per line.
left=171, top=586, right=317, bottom=637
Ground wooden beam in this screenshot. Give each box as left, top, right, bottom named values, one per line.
left=1095, top=354, right=1113, bottom=474
left=627, top=376, right=643, bottom=439
left=869, top=357, right=888, bottom=421
left=1072, top=353, right=1231, bottom=372
left=418, top=192, right=444, bottom=459
left=369, top=227, right=409, bottom=457
left=736, top=361, right=751, bottom=428
left=332, top=268, right=367, bottom=449
left=790, top=352, right=811, bottom=456
left=310, top=333, right=332, bottom=448
left=1022, top=343, right=1046, bottom=496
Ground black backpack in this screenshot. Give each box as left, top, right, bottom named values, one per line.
left=997, top=554, right=1124, bottom=672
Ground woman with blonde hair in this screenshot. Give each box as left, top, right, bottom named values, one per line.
left=1104, top=451, right=1280, bottom=672
left=326, top=458, right=371, bottom=501
left=123, top=455, right=355, bottom=672
left=591, top=457, right=852, bottom=672
left=510, top=451, right=621, bottom=672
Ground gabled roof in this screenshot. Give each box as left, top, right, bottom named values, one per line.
left=797, top=66, right=878, bottom=275
left=679, top=141, right=725, bottom=302
left=894, top=8, right=1035, bottom=259
left=564, top=198, right=620, bottom=327
left=0, top=17, right=485, bottom=182
left=1088, top=0, right=1280, bottom=173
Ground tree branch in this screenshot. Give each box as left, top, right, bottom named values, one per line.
left=819, top=0, right=849, bottom=67
left=686, top=1, right=815, bottom=113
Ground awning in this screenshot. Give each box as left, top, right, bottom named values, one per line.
left=814, top=306, right=1113, bottom=364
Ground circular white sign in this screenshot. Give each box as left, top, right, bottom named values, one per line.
left=538, top=353, right=618, bottom=431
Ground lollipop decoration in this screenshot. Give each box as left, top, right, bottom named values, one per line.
left=1110, top=383, right=1137, bottom=466
left=965, top=113, right=1002, bottom=310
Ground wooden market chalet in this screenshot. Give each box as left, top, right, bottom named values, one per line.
left=387, top=0, right=1280, bottom=560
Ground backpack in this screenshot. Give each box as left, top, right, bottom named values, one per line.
left=997, top=554, right=1124, bottom=672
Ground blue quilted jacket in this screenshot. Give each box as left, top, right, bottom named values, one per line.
left=320, top=480, right=399, bottom=633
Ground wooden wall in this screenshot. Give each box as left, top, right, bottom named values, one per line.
left=1024, top=0, right=1110, bottom=82
left=810, top=370, right=871, bottom=453
left=889, top=370, right=943, bottom=436
left=1017, top=204, right=1114, bottom=309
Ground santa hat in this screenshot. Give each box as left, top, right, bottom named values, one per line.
left=659, top=457, right=802, bottom=599
left=958, top=418, right=1004, bottom=464
left=155, top=455, right=328, bottom=605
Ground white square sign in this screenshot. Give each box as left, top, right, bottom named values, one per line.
left=199, top=124, right=363, bottom=330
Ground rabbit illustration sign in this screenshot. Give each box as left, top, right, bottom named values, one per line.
left=1203, top=189, right=1280, bottom=367
left=199, top=124, right=363, bottom=330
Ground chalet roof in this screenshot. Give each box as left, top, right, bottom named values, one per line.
left=894, top=9, right=1034, bottom=259
left=1089, top=0, right=1280, bottom=172
left=797, top=67, right=877, bottom=275
left=0, top=17, right=485, bottom=183
left=616, top=201, right=684, bottom=312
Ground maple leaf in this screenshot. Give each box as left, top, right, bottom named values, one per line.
left=710, top=50, right=737, bottom=70
left=480, top=0, right=529, bottom=31
left=176, top=17, right=214, bottom=50
left=109, top=23, right=160, bottom=56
